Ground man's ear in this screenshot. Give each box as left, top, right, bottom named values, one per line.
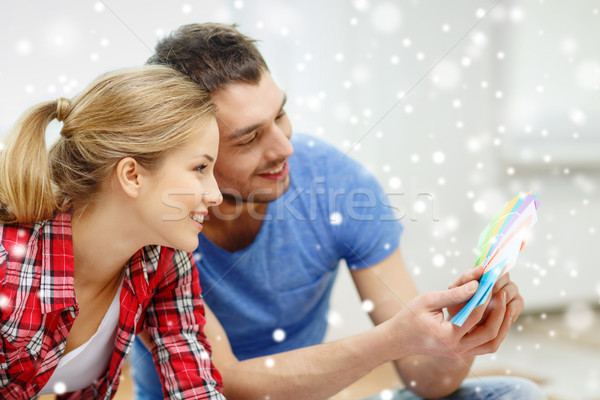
left=116, top=157, right=148, bottom=199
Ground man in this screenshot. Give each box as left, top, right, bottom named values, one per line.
left=130, top=23, right=544, bottom=400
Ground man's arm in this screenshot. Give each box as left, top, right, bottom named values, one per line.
left=193, top=269, right=510, bottom=400
left=351, top=247, right=524, bottom=398
left=203, top=304, right=393, bottom=400
left=139, top=253, right=515, bottom=399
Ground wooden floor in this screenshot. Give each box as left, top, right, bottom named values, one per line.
left=115, top=363, right=135, bottom=399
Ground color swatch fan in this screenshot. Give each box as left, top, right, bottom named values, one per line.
left=451, top=192, right=538, bottom=326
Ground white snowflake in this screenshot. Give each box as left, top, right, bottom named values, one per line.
left=473, top=200, right=486, bottom=214
left=388, top=177, right=401, bottom=190
left=559, top=37, right=579, bottom=56
left=0, top=294, right=9, bottom=309
left=471, top=31, right=488, bottom=47
left=54, top=382, right=67, bottom=395
left=93, top=1, right=105, bottom=12
left=327, top=310, right=343, bottom=327
left=564, top=302, right=594, bottom=332
left=353, top=0, right=370, bottom=12
left=431, top=60, right=461, bottom=90
left=370, top=3, right=401, bottom=33
left=11, top=244, right=26, bottom=257
left=413, top=200, right=427, bottom=215
left=432, top=254, right=445, bottom=268
left=329, top=212, right=343, bottom=225
left=569, top=108, right=587, bottom=126
left=509, top=7, right=525, bottom=22
left=15, top=39, right=32, bottom=56
left=432, top=151, right=446, bottom=164
left=361, top=299, right=374, bottom=312
left=272, top=329, right=286, bottom=342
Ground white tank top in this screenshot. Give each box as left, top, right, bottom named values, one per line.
left=38, top=279, right=123, bottom=395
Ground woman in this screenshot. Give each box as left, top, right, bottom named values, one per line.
left=0, top=65, right=225, bottom=399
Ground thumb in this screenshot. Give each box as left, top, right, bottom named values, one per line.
left=428, top=281, right=479, bottom=309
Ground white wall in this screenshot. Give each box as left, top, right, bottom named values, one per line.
left=1, top=1, right=599, bottom=340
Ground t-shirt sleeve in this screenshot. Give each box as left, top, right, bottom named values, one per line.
left=325, top=150, right=403, bottom=270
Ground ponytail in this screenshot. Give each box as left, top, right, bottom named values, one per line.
left=0, top=100, right=65, bottom=224
left=1, top=66, right=215, bottom=225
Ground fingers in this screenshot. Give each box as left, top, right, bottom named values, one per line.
left=507, top=294, right=524, bottom=323
left=481, top=280, right=519, bottom=321
left=480, top=288, right=523, bottom=328
left=410, top=274, right=523, bottom=359
left=460, top=290, right=507, bottom=349
left=491, top=272, right=509, bottom=294
left=426, top=281, right=479, bottom=309
left=466, top=271, right=519, bottom=329
left=455, top=285, right=496, bottom=333
left=491, top=275, right=521, bottom=307
left=445, top=265, right=487, bottom=323
left=463, top=301, right=513, bottom=356
left=501, top=281, right=520, bottom=304
left=448, top=265, right=484, bottom=289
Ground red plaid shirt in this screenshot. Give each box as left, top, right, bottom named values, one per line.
left=0, top=213, right=224, bottom=400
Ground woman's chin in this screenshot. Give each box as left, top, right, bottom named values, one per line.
left=175, top=237, right=199, bottom=253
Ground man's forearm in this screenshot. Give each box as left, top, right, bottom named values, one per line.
left=394, top=354, right=474, bottom=398
left=219, top=323, right=398, bottom=400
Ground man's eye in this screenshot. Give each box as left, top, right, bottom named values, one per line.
left=241, top=133, right=258, bottom=145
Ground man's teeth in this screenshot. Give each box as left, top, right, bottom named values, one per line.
left=191, top=214, right=204, bottom=223
left=267, top=164, right=284, bottom=174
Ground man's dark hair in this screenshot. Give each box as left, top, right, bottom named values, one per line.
left=147, top=23, right=269, bottom=93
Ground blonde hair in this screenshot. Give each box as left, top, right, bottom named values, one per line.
left=0, top=65, right=215, bottom=224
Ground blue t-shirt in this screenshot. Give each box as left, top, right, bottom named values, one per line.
left=130, top=134, right=403, bottom=396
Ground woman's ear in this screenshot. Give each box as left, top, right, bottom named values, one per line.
left=116, top=157, right=147, bottom=199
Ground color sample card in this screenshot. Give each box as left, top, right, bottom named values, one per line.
left=451, top=192, right=538, bottom=327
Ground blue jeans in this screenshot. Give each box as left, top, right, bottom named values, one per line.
left=363, top=377, right=545, bottom=400
left=130, top=338, right=544, bottom=400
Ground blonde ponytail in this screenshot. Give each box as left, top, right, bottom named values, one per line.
left=0, top=100, right=62, bottom=224
left=1, top=65, right=214, bottom=225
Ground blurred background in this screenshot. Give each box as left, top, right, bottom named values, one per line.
left=2, top=1, right=599, bottom=399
